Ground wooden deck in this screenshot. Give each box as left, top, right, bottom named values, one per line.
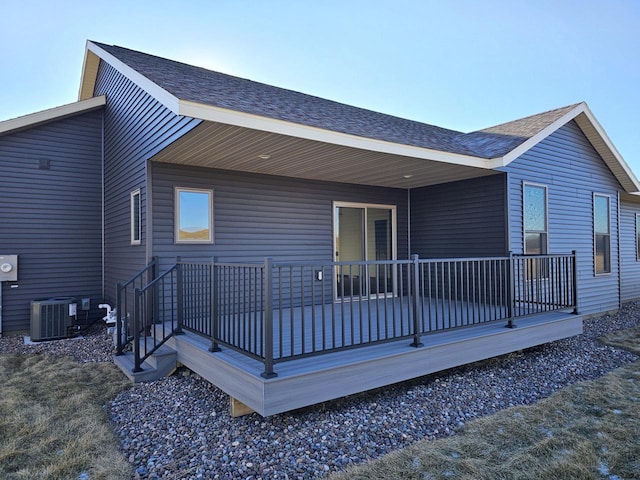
left=160, top=309, right=583, bottom=416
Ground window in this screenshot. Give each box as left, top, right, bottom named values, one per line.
left=523, top=183, right=548, bottom=254
left=130, top=189, right=141, bottom=245
left=175, top=187, right=213, bottom=243
left=594, top=194, right=611, bottom=274
left=636, top=214, right=640, bottom=261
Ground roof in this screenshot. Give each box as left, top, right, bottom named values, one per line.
left=0, top=96, right=105, bottom=137
left=84, top=43, right=480, bottom=156
left=78, top=41, right=640, bottom=192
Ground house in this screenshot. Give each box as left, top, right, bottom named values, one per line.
left=1, top=40, right=639, bottom=416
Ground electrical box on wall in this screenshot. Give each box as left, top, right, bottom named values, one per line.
left=0, top=255, right=18, bottom=282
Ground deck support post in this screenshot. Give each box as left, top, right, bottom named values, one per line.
left=209, top=257, right=221, bottom=352
left=506, top=251, right=517, bottom=329
left=261, top=257, right=278, bottom=378
left=410, top=254, right=423, bottom=347
left=571, top=250, right=579, bottom=315
left=116, top=282, right=124, bottom=356
left=175, top=257, right=184, bottom=335
left=133, top=288, right=143, bottom=372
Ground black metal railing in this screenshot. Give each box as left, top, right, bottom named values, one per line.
left=123, top=252, right=577, bottom=377
left=131, top=265, right=181, bottom=372
left=512, top=252, right=578, bottom=316
left=115, top=257, right=157, bottom=356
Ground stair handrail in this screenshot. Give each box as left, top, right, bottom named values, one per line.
left=132, top=263, right=181, bottom=372
left=115, top=257, right=157, bottom=356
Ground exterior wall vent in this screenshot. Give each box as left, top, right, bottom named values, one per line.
left=30, top=298, right=77, bottom=341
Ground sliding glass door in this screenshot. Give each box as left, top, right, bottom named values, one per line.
left=334, top=202, right=396, bottom=298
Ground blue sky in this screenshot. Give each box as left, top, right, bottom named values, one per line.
left=2, top=1, right=639, bottom=173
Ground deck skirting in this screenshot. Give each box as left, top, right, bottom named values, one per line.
left=160, top=311, right=583, bottom=416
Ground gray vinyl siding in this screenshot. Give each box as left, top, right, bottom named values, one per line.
left=620, top=198, right=640, bottom=301
left=0, top=110, right=103, bottom=332
left=151, top=163, right=408, bottom=271
left=93, top=61, right=201, bottom=302
left=409, top=174, right=508, bottom=258
left=500, top=120, right=622, bottom=315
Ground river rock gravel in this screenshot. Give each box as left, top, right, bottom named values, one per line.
left=2, top=305, right=639, bottom=479
left=109, top=304, right=640, bottom=479
left=0, top=323, right=114, bottom=363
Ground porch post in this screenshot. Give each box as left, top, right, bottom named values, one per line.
left=115, top=282, right=124, bottom=356
left=572, top=250, right=579, bottom=314
left=262, top=257, right=277, bottom=378
left=209, top=257, right=221, bottom=352
left=410, top=254, right=423, bottom=347
left=175, top=257, right=184, bottom=335
left=506, top=251, right=517, bottom=328
left=133, top=288, right=143, bottom=372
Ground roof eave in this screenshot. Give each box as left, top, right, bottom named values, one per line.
left=573, top=105, right=640, bottom=193
left=80, top=42, right=495, bottom=169
left=82, top=41, right=180, bottom=112
left=177, top=99, right=494, bottom=170
left=78, top=41, right=101, bottom=101
left=496, top=102, right=640, bottom=193
left=0, top=96, right=106, bottom=136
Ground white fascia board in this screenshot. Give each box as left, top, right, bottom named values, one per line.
left=578, top=104, right=640, bottom=192
left=493, top=103, right=587, bottom=168
left=177, top=100, right=493, bottom=169
left=0, top=96, right=106, bottom=136
left=85, top=41, right=180, bottom=114
left=78, top=43, right=101, bottom=101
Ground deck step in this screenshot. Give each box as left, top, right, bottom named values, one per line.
left=113, top=338, right=177, bottom=383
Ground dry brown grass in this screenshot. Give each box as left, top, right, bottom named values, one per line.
left=178, top=229, right=210, bottom=240
left=0, top=354, right=132, bottom=480
left=600, top=325, right=640, bottom=355
left=332, top=327, right=640, bottom=480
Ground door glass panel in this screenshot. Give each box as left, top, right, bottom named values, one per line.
left=335, top=207, right=365, bottom=297
left=335, top=205, right=395, bottom=298
left=367, top=208, right=392, bottom=294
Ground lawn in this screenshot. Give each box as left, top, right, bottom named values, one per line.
left=332, top=326, right=640, bottom=480
left=0, top=354, right=132, bottom=480
left=1, top=325, right=638, bottom=479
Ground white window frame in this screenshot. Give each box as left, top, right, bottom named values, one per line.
left=593, top=193, right=611, bottom=276
left=522, top=182, right=549, bottom=255
left=130, top=189, right=141, bottom=246
left=174, top=187, right=214, bottom=244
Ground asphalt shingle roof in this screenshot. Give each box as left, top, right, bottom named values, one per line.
left=95, top=42, right=579, bottom=160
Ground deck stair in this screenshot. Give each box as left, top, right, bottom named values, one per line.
left=113, top=337, right=178, bottom=383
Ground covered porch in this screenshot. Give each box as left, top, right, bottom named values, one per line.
left=113, top=253, right=582, bottom=416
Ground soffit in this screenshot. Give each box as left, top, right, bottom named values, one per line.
left=150, top=121, right=497, bottom=189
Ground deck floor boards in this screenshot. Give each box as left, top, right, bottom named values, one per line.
left=206, top=296, right=564, bottom=362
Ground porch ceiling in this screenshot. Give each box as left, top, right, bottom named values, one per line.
left=150, top=121, right=498, bottom=189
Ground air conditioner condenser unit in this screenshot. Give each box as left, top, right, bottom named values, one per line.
left=30, top=297, right=77, bottom=341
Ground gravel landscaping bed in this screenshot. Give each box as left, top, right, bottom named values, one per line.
left=2, top=305, right=639, bottom=479
left=0, top=323, right=114, bottom=363
left=111, top=305, right=640, bottom=480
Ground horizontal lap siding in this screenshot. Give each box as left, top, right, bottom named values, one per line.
left=94, top=62, right=201, bottom=302
left=0, top=111, right=103, bottom=332
left=410, top=174, right=508, bottom=257
left=151, top=163, right=408, bottom=271
left=501, top=120, right=621, bottom=315
left=620, top=199, right=640, bottom=301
